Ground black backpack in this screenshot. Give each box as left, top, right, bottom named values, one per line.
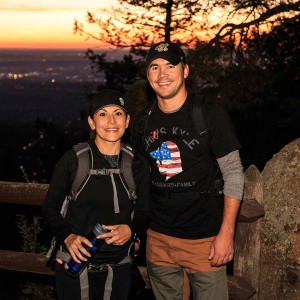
left=46, top=142, right=136, bottom=258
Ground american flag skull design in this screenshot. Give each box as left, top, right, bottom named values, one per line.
left=150, top=141, right=183, bottom=180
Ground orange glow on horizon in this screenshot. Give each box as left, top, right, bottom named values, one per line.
left=0, top=38, right=107, bottom=50
left=0, top=0, right=119, bottom=49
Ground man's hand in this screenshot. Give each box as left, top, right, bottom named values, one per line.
left=209, top=232, right=234, bottom=267
left=208, top=195, right=241, bottom=267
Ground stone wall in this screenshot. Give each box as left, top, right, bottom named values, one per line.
left=259, top=138, right=300, bottom=299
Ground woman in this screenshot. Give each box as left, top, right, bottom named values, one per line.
left=42, top=89, right=149, bottom=300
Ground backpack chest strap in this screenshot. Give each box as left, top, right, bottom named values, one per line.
left=88, top=168, right=121, bottom=175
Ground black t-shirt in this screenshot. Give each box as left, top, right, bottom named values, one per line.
left=132, top=93, right=240, bottom=239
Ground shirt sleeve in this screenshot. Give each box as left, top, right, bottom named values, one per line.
left=130, top=151, right=150, bottom=239
left=204, top=101, right=241, bottom=159
left=217, top=150, right=244, bottom=200
left=42, top=150, right=76, bottom=244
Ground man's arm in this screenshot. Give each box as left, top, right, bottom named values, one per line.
left=209, top=150, right=244, bottom=266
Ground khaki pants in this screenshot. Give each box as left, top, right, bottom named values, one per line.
left=146, top=229, right=228, bottom=300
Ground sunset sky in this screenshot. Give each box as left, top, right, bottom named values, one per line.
left=0, top=0, right=119, bottom=49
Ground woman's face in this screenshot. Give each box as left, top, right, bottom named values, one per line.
left=88, top=105, right=130, bottom=144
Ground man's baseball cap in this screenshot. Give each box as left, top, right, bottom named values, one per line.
left=89, top=89, right=128, bottom=115
left=146, top=41, right=186, bottom=67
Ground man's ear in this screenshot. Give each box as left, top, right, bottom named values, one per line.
left=183, top=64, right=189, bottom=79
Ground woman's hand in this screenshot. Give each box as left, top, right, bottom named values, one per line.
left=98, top=224, right=132, bottom=246
left=64, top=233, right=93, bottom=263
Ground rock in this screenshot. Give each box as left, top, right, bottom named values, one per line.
left=260, top=138, right=300, bottom=300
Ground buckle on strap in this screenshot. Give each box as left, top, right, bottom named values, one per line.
left=96, top=169, right=109, bottom=175
left=88, top=169, right=110, bottom=175
left=89, top=169, right=121, bottom=176
left=88, top=263, right=108, bottom=271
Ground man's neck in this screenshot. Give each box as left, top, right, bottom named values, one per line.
left=157, top=89, right=188, bottom=112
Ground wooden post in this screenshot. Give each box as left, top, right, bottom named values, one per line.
left=234, top=165, right=264, bottom=300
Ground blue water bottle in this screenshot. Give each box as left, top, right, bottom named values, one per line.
left=64, top=223, right=107, bottom=277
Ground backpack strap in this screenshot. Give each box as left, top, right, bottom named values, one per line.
left=191, top=94, right=223, bottom=190
left=191, top=94, right=214, bottom=158
left=56, top=143, right=93, bottom=218
left=120, top=144, right=137, bottom=202
left=70, top=142, right=93, bottom=201
left=138, top=99, right=157, bottom=150
left=191, top=94, right=207, bottom=136
left=61, top=142, right=92, bottom=219
left=103, top=255, right=132, bottom=300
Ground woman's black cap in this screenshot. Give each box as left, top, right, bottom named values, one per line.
left=89, top=89, right=128, bottom=115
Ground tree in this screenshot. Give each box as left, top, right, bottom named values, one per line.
left=85, top=49, right=144, bottom=91
left=75, top=0, right=299, bottom=50
left=186, top=0, right=300, bottom=104
left=211, top=0, right=300, bottom=48
left=74, top=0, right=218, bottom=51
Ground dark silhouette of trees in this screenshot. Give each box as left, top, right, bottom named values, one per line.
left=74, top=0, right=218, bottom=50
left=211, top=0, right=300, bottom=47
left=75, top=1, right=300, bottom=50
left=178, top=0, right=300, bottom=108
left=85, top=49, right=144, bottom=91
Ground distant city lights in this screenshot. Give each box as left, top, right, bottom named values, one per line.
left=1, top=72, right=39, bottom=79
left=0, top=71, right=105, bottom=83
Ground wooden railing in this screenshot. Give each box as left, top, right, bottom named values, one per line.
left=0, top=166, right=264, bottom=299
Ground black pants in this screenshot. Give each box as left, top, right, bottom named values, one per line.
left=55, top=262, right=132, bottom=300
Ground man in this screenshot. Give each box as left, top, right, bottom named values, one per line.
left=131, top=42, right=244, bottom=300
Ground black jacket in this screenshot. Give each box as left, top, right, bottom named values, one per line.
left=42, top=139, right=150, bottom=264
